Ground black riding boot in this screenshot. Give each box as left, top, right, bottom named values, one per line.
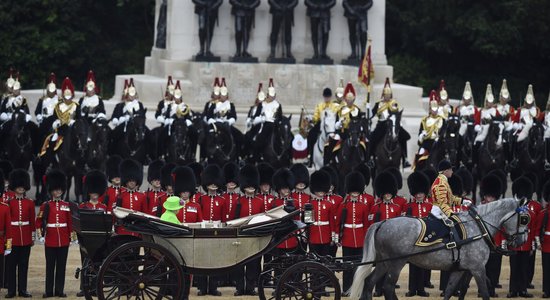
left=509, top=138, right=519, bottom=168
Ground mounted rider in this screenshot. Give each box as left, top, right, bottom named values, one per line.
left=334, top=78, right=345, bottom=106
left=306, top=87, right=340, bottom=165
left=0, top=72, right=33, bottom=150
left=110, top=78, right=147, bottom=128
left=369, top=77, right=411, bottom=168
left=2, top=68, right=16, bottom=100
left=454, top=81, right=478, bottom=137
left=204, top=77, right=241, bottom=138
left=154, top=75, right=175, bottom=125
left=473, top=84, right=500, bottom=146
left=496, top=79, right=516, bottom=162
left=430, top=160, right=472, bottom=226
left=39, top=77, right=80, bottom=156
left=436, top=80, right=453, bottom=120
left=202, top=77, right=221, bottom=121
left=35, top=73, right=60, bottom=139
left=78, top=70, right=107, bottom=124
left=412, top=90, right=444, bottom=169
left=509, top=84, right=544, bottom=168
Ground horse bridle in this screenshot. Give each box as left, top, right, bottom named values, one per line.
left=474, top=205, right=530, bottom=249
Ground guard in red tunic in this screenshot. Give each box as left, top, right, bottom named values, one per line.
left=115, top=159, right=146, bottom=237
left=405, top=171, right=432, bottom=297
left=370, top=171, right=402, bottom=297
left=156, top=162, right=176, bottom=217
left=257, top=162, right=275, bottom=212
left=188, top=162, right=205, bottom=204
left=4, top=169, right=34, bottom=298
left=197, top=164, right=224, bottom=296
left=36, top=170, right=75, bottom=298
left=145, top=160, right=166, bottom=216
left=507, top=176, right=538, bottom=298
left=272, top=168, right=299, bottom=251
left=290, top=163, right=311, bottom=211
left=320, top=166, right=343, bottom=257
left=235, top=164, right=264, bottom=296
left=308, top=170, right=335, bottom=257
left=0, top=170, right=12, bottom=292
left=103, top=155, right=123, bottom=211
left=352, top=164, right=374, bottom=210
left=335, top=171, right=369, bottom=294
left=535, top=181, right=550, bottom=298
left=222, top=162, right=241, bottom=221
left=387, top=167, right=407, bottom=213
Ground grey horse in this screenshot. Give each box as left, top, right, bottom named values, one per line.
left=349, top=198, right=530, bottom=300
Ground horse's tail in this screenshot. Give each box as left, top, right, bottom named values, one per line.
left=349, top=221, right=380, bottom=300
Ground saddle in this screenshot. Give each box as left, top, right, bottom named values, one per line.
left=415, top=214, right=466, bottom=248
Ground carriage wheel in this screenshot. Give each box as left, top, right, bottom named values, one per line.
left=81, top=258, right=99, bottom=300
left=258, top=257, right=292, bottom=300
left=275, top=261, right=340, bottom=300
left=97, top=241, right=184, bottom=300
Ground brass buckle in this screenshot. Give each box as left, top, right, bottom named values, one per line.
left=446, top=242, right=457, bottom=249
left=443, top=218, right=454, bottom=227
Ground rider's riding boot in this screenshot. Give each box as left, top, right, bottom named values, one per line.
left=402, top=150, right=411, bottom=168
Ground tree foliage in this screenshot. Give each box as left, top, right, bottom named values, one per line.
left=0, top=0, right=154, bottom=98
left=387, top=0, right=550, bottom=107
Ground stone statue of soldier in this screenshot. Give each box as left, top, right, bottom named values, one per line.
left=155, top=0, right=168, bottom=49
left=193, top=0, right=223, bottom=59
left=268, top=0, right=298, bottom=60
left=230, top=0, right=260, bottom=59
left=343, top=0, right=373, bottom=60
left=305, top=0, right=336, bottom=62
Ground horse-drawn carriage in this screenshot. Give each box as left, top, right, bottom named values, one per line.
left=72, top=203, right=344, bottom=300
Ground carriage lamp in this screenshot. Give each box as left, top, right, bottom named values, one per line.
left=303, top=203, right=314, bottom=225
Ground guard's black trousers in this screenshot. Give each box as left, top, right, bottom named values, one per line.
left=509, top=251, right=530, bottom=294
left=0, top=254, right=6, bottom=288
left=343, top=247, right=362, bottom=293
left=484, top=252, right=502, bottom=295
left=45, top=246, right=69, bottom=296
left=196, top=275, right=219, bottom=294
left=408, top=263, right=428, bottom=293
left=6, top=245, right=31, bottom=294
left=543, top=252, right=550, bottom=295
left=235, top=257, right=261, bottom=293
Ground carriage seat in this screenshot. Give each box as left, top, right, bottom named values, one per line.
left=414, top=214, right=466, bottom=247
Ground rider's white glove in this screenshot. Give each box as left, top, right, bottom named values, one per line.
left=36, top=114, right=43, bottom=123
left=462, top=199, right=472, bottom=207
left=335, top=120, right=343, bottom=130
left=418, top=131, right=426, bottom=142
left=52, top=119, right=61, bottom=129
left=25, top=114, right=32, bottom=122
left=207, top=118, right=216, bottom=125
left=246, top=118, right=252, bottom=127
left=69, top=119, right=75, bottom=126
left=185, top=119, right=193, bottom=127
left=227, top=118, right=236, bottom=126
left=164, top=118, right=174, bottom=126
left=4, top=249, right=11, bottom=256
left=0, top=113, right=9, bottom=122
left=96, top=113, right=107, bottom=120
left=156, top=115, right=165, bottom=124
left=252, top=116, right=263, bottom=125
left=474, top=124, right=481, bottom=132
left=121, top=115, right=130, bottom=123
left=110, top=118, right=119, bottom=127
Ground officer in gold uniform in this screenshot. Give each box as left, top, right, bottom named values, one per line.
left=307, top=87, right=341, bottom=164
left=413, top=90, right=444, bottom=169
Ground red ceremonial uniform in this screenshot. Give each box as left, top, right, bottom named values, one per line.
left=359, top=193, right=375, bottom=211
left=115, top=189, right=146, bottom=236
left=36, top=200, right=73, bottom=247
left=156, top=193, right=173, bottom=217
left=237, top=195, right=265, bottom=217
left=510, top=200, right=541, bottom=252
left=328, top=193, right=344, bottom=208
left=8, top=196, right=36, bottom=246
left=309, top=198, right=335, bottom=245
left=2, top=190, right=15, bottom=203
left=177, top=201, right=203, bottom=223
left=0, top=202, right=11, bottom=254
left=191, top=191, right=203, bottom=203
left=198, top=194, right=225, bottom=222
left=406, top=200, right=432, bottom=219
left=259, top=192, right=275, bottom=212
left=103, top=185, right=122, bottom=212
left=336, top=198, right=370, bottom=248
left=393, top=195, right=407, bottom=214
left=369, top=199, right=402, bottom=225
left=291, top=191, right=311, bottom=210
left=536, top=209, right=550, bottom=252
left=78, top=201, right=108, bottom=211
left=222, top=191, right=240, bottom=221
left=273, top=197, right=299, bottom=249
left=145, top=189, right=167, bottom=216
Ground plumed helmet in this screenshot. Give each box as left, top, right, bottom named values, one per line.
left=120, top=159, right=143, bottom=186
left=257, top=162, right=274, bottom=186
left=407, top=172, right=430, bottom=196
left=46, top=169, right=67, bottom=192
left=290, top=164, right=309, bottom=188
left=353, top=163, right=371, bottom=187
left=480, top=174, right=503, bottom=199
left=512, top=176, right=534, bottom=199
left=201, top=164, right=223, bottom=191
left=106, top=155, right=123, bottom=181
left=448, top=175, right=463, bottom=197
left=320, top=166, right=339, bottom=190
left=374, top=171, right=397, bottom=197
left=239, top=164, right=260, bottom=191
left=272, top=168, right=295, bottom=192
left=147, top=160, right=164, bottom=182
left=9, top=169, right=31, bottom=191
left=310, top=170, right=331, bottom=194
left=223, top=162, right=240, bottom=186
left=83, top=170, right=108, bottom=197
left=172, top=166, right=196, bottom=197
left=455, top=167, right=474, bottom=195
left=346, top=171, right=365, bottom=194
left=386, top=167, right=403, bottom=190
left=160, top=162, right=176, bottom=190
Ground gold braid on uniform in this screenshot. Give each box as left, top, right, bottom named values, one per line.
left=176, top=105, right=190, bottom=118
left=376, top=99, right=399, bottom=117
left=54, top=102, right=78, bottom=126
left=420, top=117, right=441, bottom=142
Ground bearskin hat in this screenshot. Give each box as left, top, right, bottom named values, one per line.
left=83, top=170, right=107, bottom=197
left=543, top=180, right=550, bottom=203
left=160, top=162, right=176, bottom=190
left=512, top=176, right=534, bottom=199
left=172, top=166, right=196, bottom=197
left=438, top=159, right=452, bottom=172
left=120, top=159, right=143, bottom=186
left=374, top=171, right=397, bottom=197
left=201, top=164, right=223, bottom=190
left=320, top=166, right=338, bottom=190
left=187, top=162, right=204, bottom=186
left=223, top=162, right=240, bottom=186
left=290, top=163, right=309, bottom=188
left=386, top=167, right=403, bottom=190
left=310, top=170, right=331, bottom=194
left=239, top=164, right=259, bottom=191
left=147, top=160, right=164, bottom=182
left=0, top=160, right=13, bottom=180
left=524, top=172, right=539, bottom=197
left=421, top=167, right=438, bottom=185
left=488, top=169, right=507, bottom=196
left=353, top=163, right=371, bottom=187
left=46, top=169, right=67, bottom=192
left=106, top=155, right=122, bottom=180
left=480, top=174, right=503, bottom=199
left=273, top=168, right=295, bottom=192
left=455, top=167, right=473, bottom=195
left=257, top=162, right=274, bottom=186
left=448, top=175, right=463, bottom=197
left=346, top=171, right=365, bottom=194
left=8, top=169, right=30, bottom=191
left=407, top=172, right=430, bottom=196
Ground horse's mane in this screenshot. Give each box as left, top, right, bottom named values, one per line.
left=470, top=197, right=517, bottom=216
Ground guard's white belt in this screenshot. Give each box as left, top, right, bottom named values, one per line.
left=313, top=221, right=330, bottom=226
left=344, top=224, right=363, bottom=228
left=11, top=221, right=30, bottom=226
left=545, top=231, right=550, bottom=236
left=46, top=223, right=67, bottom=228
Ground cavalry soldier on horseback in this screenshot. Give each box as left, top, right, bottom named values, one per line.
left=35, top=73, right=59, bottom=129
left=204, top=78, right=242, bottom=148
left=436, top=80, right=453, bottom=120
left=509, top=84, right=544, bottom=168
left=369, top=78, right=411, bottom=168
left=157, top=79, right=194, bottom=127
left=474, top=84, right=500, bottom=145
left=308, top=170, right=336, bottom=257
left=110, top=78, right=146, bottom=128
left=115, top=159, right=146, bottom=237
left=246, top=83, right=263, bottom=130
left=0, top=73, right=31, bottom=124
left=39, top=77, right=80, bottom=157
left=202, top=77, right=220, bottom=121
left=154, top=76, right=175, bottom=125
left=495, top=79, right=516, bottom=164
left=429, top=160, right=471, bottom=226
left=78, top=70, right=107, bottom=124
left=334, top=79, right=345, bottom=105
left=413, top=91, right=444, bottom=168
left=329, top=82, right=362, bottom=159
left=2, top=68, right=16, bottom=100
left=454, top=81, right=479, bottom=137
left=306, top=87, right=340, bottom=165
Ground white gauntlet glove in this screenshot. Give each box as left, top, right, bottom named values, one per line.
left=462, top=199, right=472, bottom=207
left=227, top=118, right=236, bottom=126
left=474, top=124, right=481, bottom=132
left=252, top=116, right=263, bottom=125
left=52, top=119, right=61, bottom=129
left=335, top=120, right=343, bottom=130
left=156, top=115, right=165, bottom=124
left=207, top=118, right=216, bottom=125
left=185, top=119, right=193, bottom=127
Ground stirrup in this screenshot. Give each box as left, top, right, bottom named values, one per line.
left=443, top=218, right=454, bottom=227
